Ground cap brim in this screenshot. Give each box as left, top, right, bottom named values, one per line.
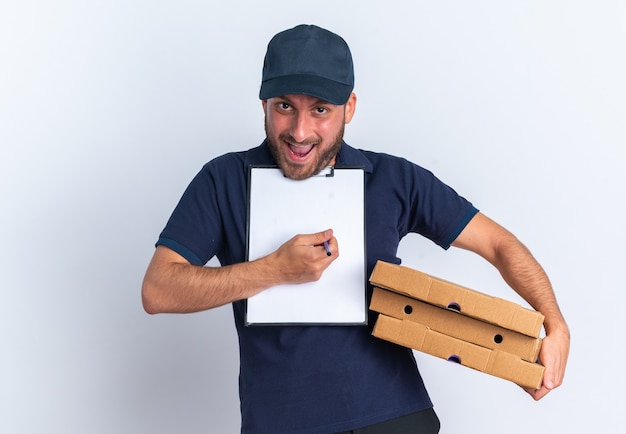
left=259, top=74, right=352, bottom=105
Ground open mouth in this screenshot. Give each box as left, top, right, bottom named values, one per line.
left=287, top=143, right=315, bottom=161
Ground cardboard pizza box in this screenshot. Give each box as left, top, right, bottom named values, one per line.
left=370, top=287, right=542, bottom=362
left=372, top=313, right=545, bottom=389
left=369, top=261, right=544, bottom=338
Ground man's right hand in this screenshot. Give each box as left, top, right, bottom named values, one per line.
left=265, top=229, right=339, bottom=285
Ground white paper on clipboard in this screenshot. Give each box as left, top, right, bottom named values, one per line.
left=245, top=166, right=366, bottom=326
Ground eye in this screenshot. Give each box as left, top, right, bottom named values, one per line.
left=315, top=106, right=328, bottom=114
left=279, top=102, right=291, bottom=110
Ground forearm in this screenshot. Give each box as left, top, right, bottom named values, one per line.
left=142, top=230, right=338, bottom=314
left=452, top=213, right=567, bottom=330
left=142, top=246, right=279, bottom=314
left=493, top=237, right=571, bottom=397
left=490, top=235, right=568, bottom=335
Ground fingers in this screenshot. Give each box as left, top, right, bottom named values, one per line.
left=271, top=229, right=339, bottom=285
left=522, top=385, right=551, bottom=401
left=293, top=229, right=338, bottom=257
left=297, top=229, right=333, bottom=246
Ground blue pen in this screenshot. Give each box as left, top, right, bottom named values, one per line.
left=323, top=240, right=332, bottom=256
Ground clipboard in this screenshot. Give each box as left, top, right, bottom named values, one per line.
left=245, top=165, right=367, bottom=326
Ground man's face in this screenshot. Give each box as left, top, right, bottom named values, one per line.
left=263, top=93, right=356, bottom=180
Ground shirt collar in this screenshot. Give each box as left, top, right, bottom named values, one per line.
left=334, top=141, right=373, bottom=173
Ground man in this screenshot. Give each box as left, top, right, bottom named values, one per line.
left=142, top=24, right=569, bottom=433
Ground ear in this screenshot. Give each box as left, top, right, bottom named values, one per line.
left=262, top=99, right=268, bottom=112
left=344, top=93, right=357, bottom=124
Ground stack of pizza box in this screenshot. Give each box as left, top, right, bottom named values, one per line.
left=369, top=260, right=545, bottom=389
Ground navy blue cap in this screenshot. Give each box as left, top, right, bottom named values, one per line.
left=259, top=24, right=354, bottom=105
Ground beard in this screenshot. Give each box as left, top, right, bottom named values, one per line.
left=265, top=121, right=344, bottom=181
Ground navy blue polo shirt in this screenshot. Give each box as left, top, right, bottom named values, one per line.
left=157, top=141, right=478, bottom=434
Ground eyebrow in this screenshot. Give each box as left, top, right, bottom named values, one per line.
left=277, top=95, right=336, bottom=107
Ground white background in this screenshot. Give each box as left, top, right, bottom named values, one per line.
left=1, top=1, right=624, bottom=433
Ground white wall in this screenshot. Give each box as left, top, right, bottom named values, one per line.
left=1, top=1, right=623, bottom=432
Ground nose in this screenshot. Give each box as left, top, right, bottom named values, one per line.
left=289, top=111, right=312, bottom=143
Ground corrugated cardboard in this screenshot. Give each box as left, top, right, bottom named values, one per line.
left=370, top=287, right=542, bottom=362
left=373, top=314, right=545, bottom=389
left=369, top=261, right=544, bottom=338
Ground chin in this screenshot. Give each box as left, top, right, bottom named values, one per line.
left=281, top=165, right=317, bottom=181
